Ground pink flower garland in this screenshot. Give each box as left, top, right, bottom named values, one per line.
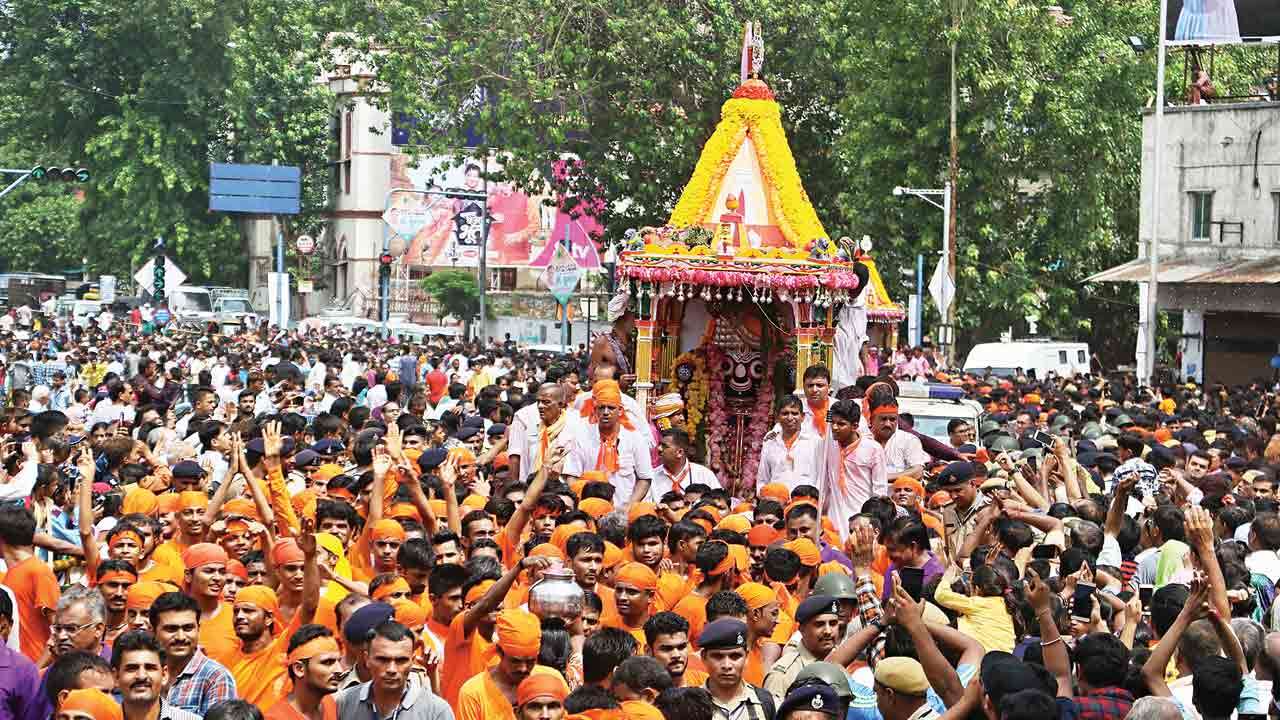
left=704, top=345, right=729, bottom=487
left=739, top=360, right=775, bottom=494
left=618, top=263, right=863, bottom=291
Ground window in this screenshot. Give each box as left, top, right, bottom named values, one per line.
left=1077, top=350, right=1086, bottom=363
left=1274, top=193, right=1280, bottom=244
left=1058, top=350, right=1068, bottom=364
left=1189, top=191, right=1213, bottom=241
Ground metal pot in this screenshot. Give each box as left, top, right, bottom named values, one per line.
left=527, top=565, right=584, bottom=621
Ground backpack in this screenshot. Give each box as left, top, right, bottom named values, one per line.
left=751, top=685, right=777, bottom=720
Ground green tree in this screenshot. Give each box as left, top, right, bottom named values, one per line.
left=420, top=270, right=481, bottom=330
left=0, top=0, right=343, bottom=284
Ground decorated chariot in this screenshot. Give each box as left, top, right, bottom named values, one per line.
left=613, top=24, right=904, bottom=496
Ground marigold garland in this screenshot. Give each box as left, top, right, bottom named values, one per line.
left=673, top=350, right=709, bottom=438
left=667, top=96, right=827, bottom=248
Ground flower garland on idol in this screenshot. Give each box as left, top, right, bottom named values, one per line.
left=738, top=358, right=775, bottom=494
left=673, top=350, right=709, bottom=440
left=704, top=344, right=729, bottom=484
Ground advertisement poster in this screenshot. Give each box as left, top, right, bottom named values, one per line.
left=1166, top=0, right=1280, bottom=43
left=386, top=153, right=604, bottom=269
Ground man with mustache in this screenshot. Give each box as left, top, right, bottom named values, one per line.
left=111, top=630, right=200, bottom=720
left=149, top=592, right=236, bottom=715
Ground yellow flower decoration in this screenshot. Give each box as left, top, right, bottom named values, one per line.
left=667, top=94, right=827, bottom=249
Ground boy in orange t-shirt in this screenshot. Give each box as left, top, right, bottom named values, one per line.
left=0, top=506, right=60, bottom=660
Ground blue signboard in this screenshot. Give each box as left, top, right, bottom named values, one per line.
left=209, top=163, right=301, bottom=215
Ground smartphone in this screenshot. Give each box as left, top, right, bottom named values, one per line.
left=1031, top=545, right=1059, bottom=560
left=1032, top=430, right=1055, bottom=448
left=899, top=568, right=926, bottom=602
left=1072, top=582, right=1096, bottom=620
left=1139, top=584, right=1154, bottom=607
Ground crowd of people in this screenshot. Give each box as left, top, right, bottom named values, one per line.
left=1, top=309, right=1279, bottom=720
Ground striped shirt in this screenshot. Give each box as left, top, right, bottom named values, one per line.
left=166, top=650, right=237, bottom=716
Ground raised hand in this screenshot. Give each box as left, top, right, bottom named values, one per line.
left=372, top=445, right=393, bottom=479
left=262, top=421, right=283, bottom=459
left=298, top=518, right=318, bottom=557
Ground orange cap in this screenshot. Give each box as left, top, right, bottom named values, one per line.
left=271, top=538, right=306, bottom=565
left=60, top=688, right=122, bottom=720
left=126, top=581, right=174, bottom=611
left=716, top=514, right=751, bottom=534
left=156, top=493, right=182, bottom=514
left=758, top=483, right=790, bottom=503
left=627, top=502, right=658, bottom=523
left=517, top=674, right=570, bottom=705
left=234, top=585, right=279, bottom=616
left=746, top=524, right=780, bottom=547
left=181, top=543, right=228, bottom=569
left=579, top=498, right=614, bottom=519
left=178, top=490, right=209, bottom=510
left=496, top=608, right=542, bottom=658
left=614, top=562, right=658, bottom=591
left=122, top=488, right=159, bottom=516
left=370, top=519, right=407, bottom=542
left=392, top=599, right=427, bottom=630
left=783, top=538, right=821, bottom=567
left=220, top=498, right=259, bottom=520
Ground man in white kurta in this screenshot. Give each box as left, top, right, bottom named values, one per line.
left=648, top=428, right=719, bottom=501
left=821, top=401, right=888, bottom=542
left=758, top=427, right=825, bottom=492
left=562, top=380, right=654, bottom=509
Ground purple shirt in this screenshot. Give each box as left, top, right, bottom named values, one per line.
left=5, top=642, right=47, bottom=720
left=882, top=553, right=946, bottom=600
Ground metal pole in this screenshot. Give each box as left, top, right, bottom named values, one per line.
left=478, top=154, right=489, bottom=344
left=276, top=219, right=287, bottom=330
left=941, top=181, right=954, bottom=365
left=0, top=171, right=32, bottom=202
left=916, top=253, right=925, bottom=346
left=947, top=11, right=961, bottom=370
left=1143, top=0, right=1169, bottom=386
left=560, top=222, right=571, bottom=352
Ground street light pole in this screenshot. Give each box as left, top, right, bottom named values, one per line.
left=893, top=184, right=955, bottom=364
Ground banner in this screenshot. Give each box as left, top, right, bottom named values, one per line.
left=1166, top=0, right=1280, bottom=44
left=388, top=154, right=605, bottom=269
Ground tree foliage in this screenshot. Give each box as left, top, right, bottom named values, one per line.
left=0, top=0, right=342, bottom=285
left=420, top=270, right=481, bottom=324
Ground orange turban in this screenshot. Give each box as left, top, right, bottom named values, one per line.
left=393, top=599, right=427, bottom=630
left=60, top=688, right=122, bottom=720
left=221, top=498, right=259, bottom=520
left=181, top=543, right=228, bottom=569
left=892, top=476, right=926, bottom=499
left=614, top=562, right=658, bottom=591
left=286, top=635, right=340, bottom=665
left=373, top=577, right=412, bottom=602
left=290, top=489, right=318, bottom=520
left=530, top=544, right=566, bottom=562
left=156, top=493, right=182, bottom=514
left=271, top=538, right=306, bottom=565
left=108, top=529, right=144, bottom=550
left=592, top=380, right=622, bottom=406
left=179, top=490, right=209, bottom=510
left=496, top=608, right=542, bottom=658
left=690, top=517, right=713, bottom=534
left=465, top=579, right=496, bottom=604
left=747, top=524, right=780, bottom=547
left=758, top=483, right=790, bottom=503
left=580, top=470, right=607, bottom=483
left=518, top=674, right=570, bottom=706
left=717, top=514, right=751, bottom=534
left=736, top=582, right=777, bottom=610
left=225, top=559, right=249, bottom=581
left=602, top=541, right=624, bottom=566
left=929, top=491, right=953, bottom=508
left=783, top=538, right=821, bottom=567
left=311, top=464, right=345, bottom=483
left=370, top=519, right=407, bottom=542
left=627, top=502, right=658, bottom=523
left=461, top=494, right=487, bottom=511
left=126, top=581, right=174, bottom=611
left=389, top=503, right=422, bottom=522
left=550, top=525, right=581, bottom=555
left=1154, top=428, right=1173, bottom=443
left=728, top=544, right=750, bottom=573
left=428, top=499, right=448, bottom=518
left=122, top=488, right=158, bottom=517
left=569, top=480, right=589, bottom=497
left=819, top=561, right=851, bottom=578
left=621, top=700, right=665, bottom=720
left=579, top=498, right=614, bottom=519
left=782, top=498, right=817, bottom=517
left=234, top=585, right=279, bottom=616
left=448, top=447, right=477, bottom=464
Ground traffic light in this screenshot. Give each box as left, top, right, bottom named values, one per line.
left=379, top=252, right=394, bottom=266
left=30, top=166, right=90, bottom=183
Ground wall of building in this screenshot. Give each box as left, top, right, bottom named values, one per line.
left=1141, top=103, right=1280, bottom=260
left=1202, top=311, right=1280, bottom=384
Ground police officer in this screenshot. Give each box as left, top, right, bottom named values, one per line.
left=777, top=683, right=841, bottom=720
left=700, top=618, right=776, bottom=720
left=764, top=595, right=841, bottom=698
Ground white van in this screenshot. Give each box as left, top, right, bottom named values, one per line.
left=963, top=340, right=1091, bottom=380
left=896, top=382, right=986, bottom=447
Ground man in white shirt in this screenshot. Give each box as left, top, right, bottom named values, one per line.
left=758, top=396, right=825, bottom=491
left=867, top=390, right=928, bottom=479
left=1245, top=514, right=1280, bottom=584
left=821, top=399, right=887, bottom=542
left=510, top=383, right=582, bottom=485
left=648, top=427, right=718, bottom=501
left=562, top=379, right=654, bottom=509
left=91, top=380, right=137, bottom=427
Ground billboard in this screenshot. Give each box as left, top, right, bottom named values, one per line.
left=1166, top=0, right=1280, bottom=44
left=387, top=153, right=603, bottom=269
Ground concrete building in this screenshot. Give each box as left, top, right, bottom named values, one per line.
left=1090, top=101, right=1280, bottom=384
left=243, top=57, right=609, bottom=344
